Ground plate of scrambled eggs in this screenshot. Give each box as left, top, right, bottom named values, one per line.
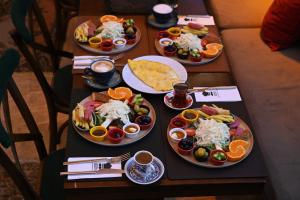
left=122, top=56, right=188, bottom=94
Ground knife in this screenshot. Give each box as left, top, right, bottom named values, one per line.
left=60, top=168, right=125, bottom=176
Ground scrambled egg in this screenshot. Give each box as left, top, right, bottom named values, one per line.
left=128, top=59, right=180, bottom=91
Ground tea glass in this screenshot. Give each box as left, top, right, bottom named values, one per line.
left=171, top=82, right=189, bottom=108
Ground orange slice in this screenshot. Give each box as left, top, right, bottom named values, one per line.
left=107, top=87, right=133, bottom=100
left=201, top=47, right=219, bottom=58
left=226, top=145, right=246, bottom=162
left=115, top=87, right=133, bottom=100
left=100, top=15, right=118, bottom=23
left=206, top=43, right=223, bottom=51
left=229, top=139, right=249, bottom=152
left=107, top=88, right=125, bottom=100
left=116, top=18, right=124, bottom=23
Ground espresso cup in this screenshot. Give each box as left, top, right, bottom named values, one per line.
left=84, top=59, right=115, bottom=84
left=133, top=150, right=155, bottom=177
left=152, top=4, right=174, bottom=24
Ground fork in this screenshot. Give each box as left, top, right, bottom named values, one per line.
left=187, top=86, right=237, bottom=94
left=63, top=152, right=131, bottom=166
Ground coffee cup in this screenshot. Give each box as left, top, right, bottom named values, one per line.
left=84, top=59, right=115, bottom=84
left=133, top=150, right=155, bottom=178
left=152, top=4, right=174, bottom=24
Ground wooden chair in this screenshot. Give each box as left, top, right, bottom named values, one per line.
left=0, top=49, right=65, bottom=200
left=54, top=0, right=79, bottom=50
left=10, top=0, right=74, bottom=152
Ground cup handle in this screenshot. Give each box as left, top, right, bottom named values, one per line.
left=84, top=67, right=93, bottom=76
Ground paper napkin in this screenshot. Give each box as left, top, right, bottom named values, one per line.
left=194, top=86, right=242, bottom=102
left=67, top=157, right=122, bottom=180
left=73, top=56, right=110, bottom=69
left=177, top=15, right=215, bottom=26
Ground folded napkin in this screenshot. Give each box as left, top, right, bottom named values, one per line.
left=194, top=86, right=242, bottom=102
left=67, top=157, right=122, bottom=180
left=177, top=15, right=215, bottom=26
left=73, top=56, right=110, bottom=69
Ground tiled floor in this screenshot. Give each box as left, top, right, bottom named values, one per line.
left=1, top=72, right=68, bottom=161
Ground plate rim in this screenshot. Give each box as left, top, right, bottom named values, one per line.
left=74, top=22, right=141, bottom=55
left=72, top=93, right=156, bottom=147
left=167, top=109, right=254, bottom=168
left=154, top=39, right=222, bottom=65
left=122, top=55, right=188, bottom=94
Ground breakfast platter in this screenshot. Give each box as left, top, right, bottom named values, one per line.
left=72, top=87, right=156, bottom=146
left=167, top=105, right=254, bottom=168
left=122, top=55, right=188, bottom=94
left=74, top=15, right=141, bottom=55
left=155, top=24, right=223, bottom=65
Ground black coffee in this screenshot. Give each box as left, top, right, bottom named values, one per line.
left=135, top=152, right=152, bottom=164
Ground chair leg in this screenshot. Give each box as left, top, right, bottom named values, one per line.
left=56, top=119, right=69, bottom=145
left=54, top=2, right=63, bottom=50
left=2, top=90, right=22, bottom=170
left=49, top=109, right=58, bottom=153
left=0, top=148, right=39, bottom=200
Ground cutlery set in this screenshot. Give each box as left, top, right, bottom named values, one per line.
left=60, top=152, right=130, bottom=176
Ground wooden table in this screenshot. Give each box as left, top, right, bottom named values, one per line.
left=65, top=0, right=230, bottom=73
left=65, top=74, right=267, bottom=200
left=63, top=1, right=267, bottom=199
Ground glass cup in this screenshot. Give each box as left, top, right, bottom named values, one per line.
left=171, top=82, right=188, bottom=108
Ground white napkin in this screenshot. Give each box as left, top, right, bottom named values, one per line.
left=194, top=86, right=242, bottom=102
left=67, top=157, right=122, bottom=180
left=177, top=15, right=215, bottom=26
left=73, top=56, right=110, bottom=69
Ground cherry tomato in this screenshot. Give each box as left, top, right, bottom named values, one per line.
left=185, top=128, right=196, bottom=137
left=201, top=39, right=208, bottom=48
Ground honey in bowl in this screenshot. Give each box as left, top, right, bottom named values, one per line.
left=171, top=131, right=185, bottom=139
left=92, top=129, right=106, bottom=136
left=125, top=125, right=138, bottom=133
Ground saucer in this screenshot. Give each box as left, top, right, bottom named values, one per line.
left=164, top=92, right=193, bottom=110
left=147, top=14, right=178, bottom=29
left=124, top=156, right=164, bottom=185
left=84, top=71, right=122, bottom=90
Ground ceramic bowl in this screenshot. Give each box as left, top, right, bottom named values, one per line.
left=123, top=123, right=140, bottom=138
left=169, top=128, right=187, bottom=143
left=135, top=115, right=152, bottom=130
left=107, top=128, right=125, bottom=143
left=88, top=37, right=102, bottom=48
left=113, top=38, right=127, bottom=49
left=90, top=126, right=107, bottom=142
left=181, top=109, right=199, bottom=123
left=169, top=116, right=188, bottom=129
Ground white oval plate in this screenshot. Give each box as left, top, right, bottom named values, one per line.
left=122, top=55, right=188, bottom=94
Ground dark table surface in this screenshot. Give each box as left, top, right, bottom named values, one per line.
left=64, top=77, right=268, bottom=199
left=64, top=1, right=268, bottom=199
